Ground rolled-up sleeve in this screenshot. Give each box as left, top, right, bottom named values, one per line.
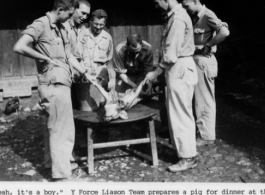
left=160, top=18, right=186, bottom=68
left=207, top=11, right=228, bottom=32
left=22, top=19, right=44, bottom=42
left=113, top=48, right=127, bottom=74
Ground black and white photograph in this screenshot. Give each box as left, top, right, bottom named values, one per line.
left=0, top=0, right=265, bottom=189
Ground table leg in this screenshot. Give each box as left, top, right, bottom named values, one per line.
left=148, top=118, right=159, bottom=166
left=87, top=127, right=94, bottom=174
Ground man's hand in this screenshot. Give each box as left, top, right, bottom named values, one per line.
left=108, top=79, right=115, bottom=90
left=50, top=59, right=58, bottom=65
left=194, top=44, right=212, bottom=57
left=140, top=81, right=153, bottom=98
left=45, top=57, right=58, bottom=65
left=201, top=44, right=212, bottom=58
left=146, top=67, right=163, bottom=82
left=84, top=73, right=97, bottom=85
left=146, top=71, right=158, bottom=82
left=131, top=83, right=138, bottom=91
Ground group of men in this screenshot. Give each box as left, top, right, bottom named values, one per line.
left=147, top=0, right=229, bottom=172
left=13, top=0, right=229, bottom=181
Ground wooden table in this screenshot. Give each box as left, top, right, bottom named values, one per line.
left=73, top=99, right=161, bottom=174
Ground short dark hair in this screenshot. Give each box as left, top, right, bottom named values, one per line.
left=91, top=9, right=108, bottom=21
left=53, top=0, right=76, bottom=10
left=75, top=0, right=91, bottom=9
left=127, top=34, right=142, bottom=47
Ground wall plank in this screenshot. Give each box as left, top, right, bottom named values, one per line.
left=110, top=25, right=164, bottom=65
left=130, top=26, right=148, bottom=41
left=110, top=26, right=131, bottom=48
left=1, top=30, right=20, bottom=78
left=20, top=54, right=37, bottom=77
left=147, top=25, right=164, bottom=64
left=0, top=31, right=2, bottom=80
left=18, top=30, right=37, bottom=77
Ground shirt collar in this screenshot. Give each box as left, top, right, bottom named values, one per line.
left=69, top=18, right=75, bottom=29
left=88, top=27, right=107, bottom=39
left=68, top=18, right=86, bottom=30
left=197, top=5, right=206, bottom=19
left=46, top=12, right=58, bottom=29
left=167, top=4, right=182, bottom=18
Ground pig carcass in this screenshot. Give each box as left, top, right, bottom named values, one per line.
left=91, top=79, right=148, bottom=122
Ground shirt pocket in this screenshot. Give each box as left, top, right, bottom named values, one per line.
left=96, top=40, right=109, bottom=60
left=48, top=37, right=65, bottom=59
left=194, top=28, right=205, bottom=44
left=98, top=41, right=109, bottom=51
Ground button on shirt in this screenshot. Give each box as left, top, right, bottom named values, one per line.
left=85, top=28, right=113, bottom=68
left=22, top=12, right=72, bottom=87
left=64, top=18, right=89, bottom=62
left=192, top=5, right=228, bottom=53
left=113, top=41, right=154, bottom=75
left=160, top=4, right=195, bottom=69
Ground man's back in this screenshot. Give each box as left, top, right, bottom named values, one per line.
left=193, top=5, right=226, bottom=53
left=159, top=4, right=195, bottom=69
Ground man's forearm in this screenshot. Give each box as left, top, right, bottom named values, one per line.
left=14, top=44, right=50, bottom=62
left=68, top=55, right=87, bottom=74
left=119, top=73, right=137, bottom=88
left=13, top=34, right=50, bottom=62
left=207, top=27, right=230, bottom=47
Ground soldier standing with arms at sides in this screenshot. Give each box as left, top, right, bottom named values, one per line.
left=147, top=0, right=198, bottom=172
left=13, top=0, right=96, bottom=181
left=181, top=0, right=230, bottom=146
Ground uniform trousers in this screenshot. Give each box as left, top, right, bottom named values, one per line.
left=38, top=83, right=75, bottom=179
left=165, top=57, right=198, bottom=158
left=193, top=54, right=218, bottom=141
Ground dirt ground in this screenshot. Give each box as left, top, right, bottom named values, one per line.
left=0, top=83, right=265, bottom=182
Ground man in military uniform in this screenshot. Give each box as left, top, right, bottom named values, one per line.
left=113, top=34, right=155, bottom=96
left=182, top=0, right=230, bottom=146
left=13, top=0, right=96, bottom=181
left=147, top=0, right=198, bottom=172
left=64, top=0, right=91, bottom=66
left=85, top=9, right=113, bottom=90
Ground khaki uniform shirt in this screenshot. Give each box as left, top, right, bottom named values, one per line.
left=22, top=12, right=72, bottom=87
left=63, top=18, right=88, bottom=62
left=192, top=5, right=228, bottom=53
left=113, top=40, right=154, bottom=75
left=160, top=4, right=195, bottom=69
left=85, top=28, right=113, bottom=71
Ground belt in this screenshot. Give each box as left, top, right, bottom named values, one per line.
left=95, top=62, right=105, bottom=66
left=179, top=55, right=192, bottom=58
left=194, top=48, right=215, bottom=55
